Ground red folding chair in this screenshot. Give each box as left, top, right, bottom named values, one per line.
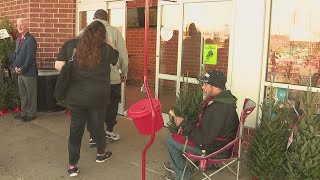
left=181, top=98, right=256, bottom=180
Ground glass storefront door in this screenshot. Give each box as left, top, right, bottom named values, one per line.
left=156, top=3, right=181, bottom=119
left=107, top=1, right=127, bottom=115
left=156, top=0, right=234, bottom=124
left=76, top=1, right=105, bottom=35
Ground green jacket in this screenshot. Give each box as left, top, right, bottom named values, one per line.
left=181, top=90, right=239, bottom=153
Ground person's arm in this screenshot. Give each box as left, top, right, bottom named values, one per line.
left=55, top=61, right=65, bottom=71
left=105, top=44, right=119, bottom=66
left=111, top=48, right=119, bottom=66
left=20, top=36, right=37, bottom=73
left=55, top=40, right=69, bottom=71
left=12, top=38, right=19, bottom=68
left=115, top=30, right=128, bottom=80
left=180, top=103, right=226, bottom=146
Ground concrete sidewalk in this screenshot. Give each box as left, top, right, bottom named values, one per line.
left=0, top=111, right=250, bottom=180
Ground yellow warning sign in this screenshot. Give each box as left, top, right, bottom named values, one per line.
left=203, top=44, right=217, bottom=65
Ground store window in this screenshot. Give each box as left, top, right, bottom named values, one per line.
left=181, top=1, right=233, bottom=78
left=79, top=10, right=95, bottom=33
left=265, top=0, right=320, bottom=114
left=267, top=0, right=320, bottom=87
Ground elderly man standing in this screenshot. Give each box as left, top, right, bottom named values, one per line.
left=164, top=70, right=239, bottom=180
left=13, top=18, right=38, bottom=122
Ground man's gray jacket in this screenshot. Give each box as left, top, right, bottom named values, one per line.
left=95, top=19, right=128, bottom=85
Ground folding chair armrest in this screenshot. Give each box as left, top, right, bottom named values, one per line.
left=183, top=138, right=240, bottom=159
left=206, top=138, right=240, bottom=158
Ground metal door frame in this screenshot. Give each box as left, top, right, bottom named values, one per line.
left=155, top=0, right=235, bottom=103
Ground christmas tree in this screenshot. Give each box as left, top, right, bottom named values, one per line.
left=167, top=80, right=203, bottom=133
left=0, top=18, right=19, bottom=110
left=246, top=87, right=290, bottom=179
left=286, top=87, right=320, bottom=180
left=0, top=56, right=6, bottom=110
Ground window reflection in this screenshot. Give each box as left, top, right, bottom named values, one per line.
left=265, top=87, right=320, bottom=117
left=159, top=1, right=233, bottom=77
left=159, top=5, right=179, bottom=75
left=182, top=1, right=233, bottom=78
left=267, top=0, right=320, bottom=87
left=79, top=10, right=95, bottom=32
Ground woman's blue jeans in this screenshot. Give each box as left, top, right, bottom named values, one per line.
left=166, top=134, right=201, bottom=180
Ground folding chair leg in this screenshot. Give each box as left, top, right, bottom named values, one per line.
left=236, top=160, right=240, bottom=180
left=181, top=162, right=188, bottom=180
left=222, top=161, right=237, bottom=176
left=200, top=172, right=212, bottom=180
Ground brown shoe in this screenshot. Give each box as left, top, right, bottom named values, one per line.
left=14, top=114, right=26, bottom=119
left=22, top=116, right=37, bottom=122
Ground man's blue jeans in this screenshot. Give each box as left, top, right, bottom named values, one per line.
left=166, top=134, right=202, bottom=180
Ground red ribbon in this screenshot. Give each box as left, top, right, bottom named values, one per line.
left=65, top=110, right=70, bottom=117
left=12, top=107, right=21, bottom=113
left=0, top=109, right=8, bottom=116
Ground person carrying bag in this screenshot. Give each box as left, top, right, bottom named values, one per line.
left=54, top=21, right=119, bottom=177
left=54, top=47, right=77, bottom=101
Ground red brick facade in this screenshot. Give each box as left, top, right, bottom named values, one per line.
left=1, top=0, right=254, bottom=148
left=243, top=127, right=255, bottom=152
left=126, top=0, right=157, bottom=85
left=0, top=0, right=76, bottom=69
left=1, top=0, right=229, bottom=84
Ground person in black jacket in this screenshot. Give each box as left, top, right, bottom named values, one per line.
left=163, top=70, right=239, bottom=180
left=55, top=21, right=118, bottom=177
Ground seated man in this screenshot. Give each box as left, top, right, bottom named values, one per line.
left=164, top=70, right=239, bottom=180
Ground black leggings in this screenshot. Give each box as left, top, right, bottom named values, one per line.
left=68, top=106, right=106, bottom=165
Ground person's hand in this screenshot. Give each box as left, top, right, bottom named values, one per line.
left=174, top=116, right=184, bottom=127
left=169, top=110, right=184, bottom=132
left=120, top=75, right=127, bottom=82
left=15, top=67, right=21, bottom=74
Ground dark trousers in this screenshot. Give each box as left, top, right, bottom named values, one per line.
left=105, top=84, right=121, bottom=132
left=68, top=106, right=106, bottom=165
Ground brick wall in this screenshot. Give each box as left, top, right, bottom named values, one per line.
left=1, top=0, right=254, bottom=150
left=0, top=0, right=29, bottom=20
left=0, top=0, right=76, bottom=69
left=243, top=126, right=255, bottom=152
left=126, top=0, right=158, bottom=86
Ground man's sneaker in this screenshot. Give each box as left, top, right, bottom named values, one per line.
left=163, top=162, right=175, bottom=173
left=106, top=131, right=120, bottom=141
left=68, top=166, right=79, bottom=177
left=89, top=138, right=96, bottom=145
left=96, top=151, right=112, bottom=163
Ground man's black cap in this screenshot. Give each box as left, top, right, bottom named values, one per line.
left=198, top=70, right=226, bottom=89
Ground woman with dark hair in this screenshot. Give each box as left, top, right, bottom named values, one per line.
left=55, top=21, right=119, bottom=177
